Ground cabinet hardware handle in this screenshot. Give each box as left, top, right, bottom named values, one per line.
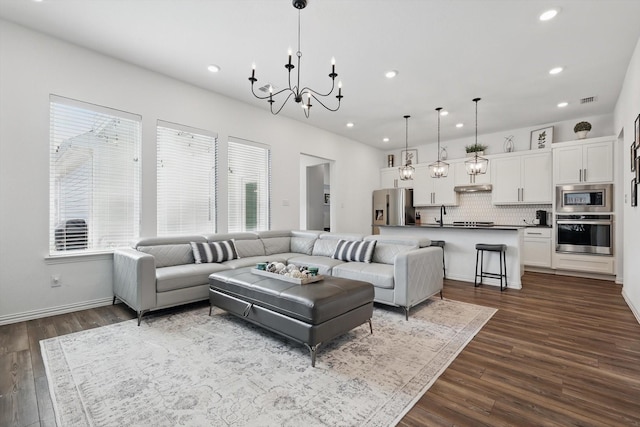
left=583, top=169, right=587, bottom=182
left=528, top=232, right=542, bottom=235
left=579, top=169, right=582, bottom=182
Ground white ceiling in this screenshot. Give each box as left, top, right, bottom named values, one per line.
left=2, top=0, right=640, bottom=149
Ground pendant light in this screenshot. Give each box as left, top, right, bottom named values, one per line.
left=428, top=107, right=449, bottom=178
left=465, top=97, right=488, bottom=179
left=399, top=115, right=414, bottom=181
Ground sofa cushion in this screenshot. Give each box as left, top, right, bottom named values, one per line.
left=234, top=239, right=265, bottom=258
left=137, top=244, right=194, bottom=268
left=332, top=262, right=395, bottom=289
left=286, top=255, right=345, bottom=276
left=371, top=242, right=418, bottom=265
left=262, top=237, right=291, bottom=255
left=290, top=236, right=316, bottom=255
left=191, top=240, right=238, bottom=264
left=332, top=239, right=376, bottom=263
left=156, top=263, right=230, bottom=292
left=311, top=239, right=339, bottom=257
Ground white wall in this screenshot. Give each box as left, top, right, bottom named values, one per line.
left=614, top=35, right=640, bottom=323
left=0, top=20, right=381, bottom=323
left=383, top=114, right=613, bottom=168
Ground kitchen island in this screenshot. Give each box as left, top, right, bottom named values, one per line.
left=379, top=224, right=525, bottom=289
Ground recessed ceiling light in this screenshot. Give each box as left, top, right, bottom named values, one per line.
left=383, top=137, right=389, bottom=142
left=385, top=70, right=398, bottom=79
left=440, top=110, right=449, bottom=116
left=207, top=64, right=221, bottom=73
left=557, top=102, right=568, bottom=108
left=456, top=123, right=464, bottom=128
left=549, top=67, right=563, bottom=75
left=346, top=122, right=354, bottom=128
left=539, top=9, right=558, bottom=21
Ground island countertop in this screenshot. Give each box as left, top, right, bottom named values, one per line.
left=378, top=224, right=525, bottom=231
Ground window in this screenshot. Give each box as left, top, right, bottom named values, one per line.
left=49, top=95, right=141, bottom=254
left=228, top=138, right=270, bottom=232
left=157, top=121, right=217, bottom=235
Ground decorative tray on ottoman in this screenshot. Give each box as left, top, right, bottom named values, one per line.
left=251, top=268, right=324, bottom=285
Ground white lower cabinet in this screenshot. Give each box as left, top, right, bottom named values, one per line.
left=553, top=252, right=615, bottom=275
left=523, top=227, right=551, bottom=268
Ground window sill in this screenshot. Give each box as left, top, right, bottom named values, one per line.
left=45, top=251, right=114, bottom=264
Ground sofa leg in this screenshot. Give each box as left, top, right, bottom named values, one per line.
left=403, top=306, right=409, bottom=321
left=368, top=319, right=373, bottom=334
left=112, top=295, right=117, bottom=305
left=209, top=304, right=213, bottom=316
left=440, top=290, right=443, bottom=299
left=304, top=343, right=321, bottom=367
left=137, top=309, right=149, bottom=326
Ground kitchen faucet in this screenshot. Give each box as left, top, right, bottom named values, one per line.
left=439, top=205, right=446, bottom=227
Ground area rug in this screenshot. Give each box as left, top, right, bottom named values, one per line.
left=41, top=298, right=496, bottom=426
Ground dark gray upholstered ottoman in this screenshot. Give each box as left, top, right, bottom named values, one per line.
left=208, top=267, right=374, bottom=367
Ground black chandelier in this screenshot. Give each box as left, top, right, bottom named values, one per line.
left=248, top=0, right=343, bottom=118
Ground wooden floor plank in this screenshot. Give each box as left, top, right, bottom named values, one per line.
left=1, top=273, right=639, bottom=426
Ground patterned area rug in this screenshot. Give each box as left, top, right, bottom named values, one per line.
left=41, top=298, right=496, bottom=426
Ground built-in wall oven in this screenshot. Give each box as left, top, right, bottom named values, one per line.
left=556, top=214, right=613, bottom=255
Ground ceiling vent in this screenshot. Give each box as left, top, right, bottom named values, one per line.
left=258, top=84, right=277, bottom=93
left=580, top=96, right=598, bottom=104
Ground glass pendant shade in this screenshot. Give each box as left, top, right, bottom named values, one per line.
left=399, top=164, right=415, bottom=180
left=428, top=160, right=449, bottom=178
left=467, top=97, right=487, bottom=176
left=429, top=107, right=449, bottom=178
left=398, top=115, right=414, bottom=181
left=465, top=153, right=489, bottom=175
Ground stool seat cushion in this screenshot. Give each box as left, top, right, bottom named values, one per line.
left=476, top=243, right=506, bottom=252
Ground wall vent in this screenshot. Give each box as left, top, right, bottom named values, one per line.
left=258, top=84, right=277, bottom=93
left=580, top=96, right=598, bottom=104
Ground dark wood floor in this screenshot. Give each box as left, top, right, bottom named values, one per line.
left=1, top=272, right=639, bottom=426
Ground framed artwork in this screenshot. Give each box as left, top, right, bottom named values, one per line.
left=324, top=193, right=330, bottom=205
left=632, top=142, right=637, bottom=172
left=636, top=156, right=640, bottom=182
left=632, top=178, right=637, bottom=207
left=400, top=149, right=418, bottom=166
left=530, top=126, right=553, bottom=149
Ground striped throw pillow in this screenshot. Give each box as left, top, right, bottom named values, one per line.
left=190, top=240, right=238, bottom=264
left=332, top=239, right=376, bottom=263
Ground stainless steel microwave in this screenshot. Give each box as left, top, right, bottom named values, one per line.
left=556, top=183, right=613, bottom=213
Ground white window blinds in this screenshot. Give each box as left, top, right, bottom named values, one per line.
left=49, top=95, right=141, bottom=254
left=228, top=138, right=271, bottom=232
left=157, top=121, right=217, bottom=235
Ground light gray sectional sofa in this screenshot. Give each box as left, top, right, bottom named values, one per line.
left=113, top=230, right=443, bottom=324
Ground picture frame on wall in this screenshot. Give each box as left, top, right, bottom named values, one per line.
left=632, top=142, right=637, bottom=172
left=632, top=178, right=637, bottom=207
left=400, top=149, right=418, bottom=166
left=635, top=114, right=640, bottom=147
left=324, top=193, right=330, bottom=205
left=636, top=156, right=640, bottom=182
left=530, top=126, right=553, bottom=149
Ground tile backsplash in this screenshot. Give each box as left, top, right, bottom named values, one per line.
left=416, top=192, right=551, bottom=226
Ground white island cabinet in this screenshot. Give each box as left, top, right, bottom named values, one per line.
left=379, top=224, right=524, bottom=289
left=492, top=151, right=552, bottom=204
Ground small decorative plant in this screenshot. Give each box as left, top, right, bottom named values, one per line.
left=574, top=121, right=592, bottom=133
left=465, top=143, right=487, bottom=153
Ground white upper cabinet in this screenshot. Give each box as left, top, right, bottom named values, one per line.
left=553, top=139, right=613, bottom=184
left=380, top=167, right=413, bottom=189
left=413, top=164, right=457, bottom=206
left=492, top=151, right=552, bottom=204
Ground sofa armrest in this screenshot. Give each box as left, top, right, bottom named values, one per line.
left=393, top=247, right=443, bottom=307
left=113, top=248, right=156, bottom=312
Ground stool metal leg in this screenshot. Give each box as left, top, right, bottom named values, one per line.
left=502, top=250, right=508, bottom=291
left=474, top=249, right=480, bottom=287
left=499, top=250, right=504, bottom=291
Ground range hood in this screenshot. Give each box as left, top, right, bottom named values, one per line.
left=454, top=184, right=493, bottom=193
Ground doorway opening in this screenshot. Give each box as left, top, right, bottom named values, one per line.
left=300, top=154, right=333, bottom=231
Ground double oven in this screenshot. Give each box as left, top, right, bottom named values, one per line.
left=555, top=184, right=613, bottom=255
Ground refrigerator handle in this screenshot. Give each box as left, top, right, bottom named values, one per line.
left=385, top=194, right=390, bottom=225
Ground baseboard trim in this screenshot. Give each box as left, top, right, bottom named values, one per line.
left=0, top=297, right=116, bottom=326
left=622, top=289, right=640, bottom=326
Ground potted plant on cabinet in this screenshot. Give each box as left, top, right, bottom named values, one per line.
left=574, top=121, right=592, bottom=139
left=465, top=142, right=487, bottom=157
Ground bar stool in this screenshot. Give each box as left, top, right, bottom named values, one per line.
left=474, top=243, right=507, bottom=291
left=430, top=240, right=446, bottom=278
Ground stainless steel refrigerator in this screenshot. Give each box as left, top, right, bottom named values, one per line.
left=372, top=188, right=415, bottom=234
